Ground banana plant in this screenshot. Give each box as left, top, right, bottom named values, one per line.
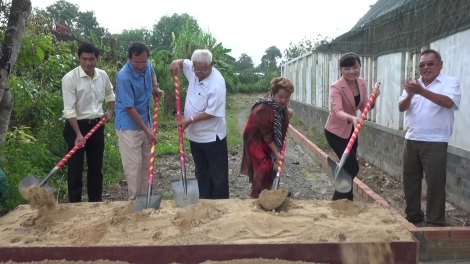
left=90, top=29, right=106, bottom=51
left=171, top=23, right=238, bottom=92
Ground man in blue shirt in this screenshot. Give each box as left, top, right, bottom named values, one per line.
left=115, top=42, right=162, bottom=200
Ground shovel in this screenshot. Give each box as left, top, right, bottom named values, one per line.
left=273, top=132, right=288, bottom=190
left=19, top=118, right=106, bottom=193
left=327, top=82, right=381, bottom=193
left=259, top=131, right=289, bottom=211
left=170, top=74, right=199, bottom=208
left=133, top=96, right=163, bottom=212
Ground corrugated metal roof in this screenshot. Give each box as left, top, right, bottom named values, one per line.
left=351, top=0, right=409, bottom=30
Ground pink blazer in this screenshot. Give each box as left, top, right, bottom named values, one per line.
left=325, top=77, right=369, bottom=139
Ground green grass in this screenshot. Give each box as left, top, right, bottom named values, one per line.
left=156, top=122, right=189, bottom=156
left=225, top=93, right=264, bottom=150
left=226, top=96, right=243, bottom=149
left=289, top=115, right=329, bottom=151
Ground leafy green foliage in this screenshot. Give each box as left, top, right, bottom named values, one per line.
left=282, top=35, right=332, bottom=63
left=0, top=139, right=61, bottom=216
left=150, top=13, right=200, bottom=50
left=115, top=28, right=152, bottom=56
left=260, top=46, right=282, bottom=71
left=39, top=0, right=107, bottom=40
left=0, top=169, right=7, bottom=202
left=170, top=23, right=238, bottom=92
left=0, top=1, right=288, bottom=216
left=231, top=53, right=254, bottom=72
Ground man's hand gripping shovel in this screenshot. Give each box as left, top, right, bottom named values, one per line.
left=19, top=118, right=106, bottom=194
left=170, top=74, right=199, bottom=207
left=133, top=96, right=163, bottom=212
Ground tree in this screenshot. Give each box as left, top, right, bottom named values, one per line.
left=260, top=46, right=282, bottom=71
left=39, top=0, right=106, bottom=40
left=149, top=13, right=200, bottom=50
left=115, top=28, right=152, bottom=54
left=282, top=35, right=332, bottom=63
left=0, top=0, right=32, bottom=145
left=235, top=53, right=254, bottom=71
left=169, top=24, right=237, bottom=91
left=116, top=28, right=152, bottom=45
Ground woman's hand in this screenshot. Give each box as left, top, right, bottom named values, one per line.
left=350, top=116, right=364, bottom=127
left=372, top=82, right=381, bottom=97
left=287, top=108, right=293, bottom=119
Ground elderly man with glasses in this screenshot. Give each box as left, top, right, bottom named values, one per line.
left=399, top=49, right=461, bottom=227
left=169, top=49, right=229, bottom=199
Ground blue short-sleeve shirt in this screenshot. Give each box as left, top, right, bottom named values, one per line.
left=114, top=60, right=153, bottom=131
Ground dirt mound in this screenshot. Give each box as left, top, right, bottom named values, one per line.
left=68, top=220, right=109, bottom=246
left=0, top=200, right=414, bottom=247
left=341, top=242, right=394, bottom=264
left=172, top=200, right=227, bottom=232
left=330, top=199, right=366, bottom=217
left=20, top=185, right=55, bottom=210
left=258, top=189, right=289, bottom=210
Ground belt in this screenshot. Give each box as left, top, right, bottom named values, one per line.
left=78, top=118, right=101, bottom=124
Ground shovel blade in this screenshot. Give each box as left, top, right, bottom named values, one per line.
left=170, top=178, right=199, bottom=208
left=18, top=174, right=56, bottom=194
left=327, top=157, right=352, bottom=193
left=133, top=194, right=162, bottom=212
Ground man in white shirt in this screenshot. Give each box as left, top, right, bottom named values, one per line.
left=62, top=43, right=115, bottom=203
left=169, top=49, right=229, bottom=199
left=398, top=49, right=461, bottom=226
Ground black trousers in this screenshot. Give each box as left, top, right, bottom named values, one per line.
left=325, top=128, right=359, bottom=201
left=63, top=119, right=105, bottom=203
left=189, top=135, right=229, bottom=199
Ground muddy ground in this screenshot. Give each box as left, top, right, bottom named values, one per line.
left=99, top=93, right=468, bottom=227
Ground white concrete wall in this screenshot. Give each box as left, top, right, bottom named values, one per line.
left=281, top=28, right=470, bottom=151
left=315, top=64, right=324, bottom=108
left=376, top=53, right=403, bottom=130
left=431, top=29, right=470, bottom=149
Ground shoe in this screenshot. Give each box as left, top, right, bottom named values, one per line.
left=405, top=216, right=424, bottom=224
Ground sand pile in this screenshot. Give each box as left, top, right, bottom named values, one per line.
left=341, top=242, right=394, bottom=264
left=20, top=185, right=56, bottom=210
left=258, top=189, right=289, bottom=210
left=0, top=199, right=413, bottom=248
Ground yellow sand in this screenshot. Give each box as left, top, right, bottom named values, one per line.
left=0, top=199, right=412, bottom=247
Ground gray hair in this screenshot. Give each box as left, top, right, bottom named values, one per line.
left=191, top=49, right=213, bottom=65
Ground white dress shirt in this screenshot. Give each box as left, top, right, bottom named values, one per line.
left=62, top=66, right=115, bottom=120
left=399, top=74, right=461, bottom=142
left=182, top=59, right=227, bottom=143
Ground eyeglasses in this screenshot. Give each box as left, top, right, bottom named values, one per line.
left=192, top=65, right=210, bottom=74
left=418, top=62, right=435, bottom=68
left=131, top=61, right=148, bottom=66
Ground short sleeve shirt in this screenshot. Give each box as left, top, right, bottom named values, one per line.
left=399, top=74, right=461, bottom=142
left=114, top=60, right=154, bottom=131
left=182, top=59, right=226, bottom=143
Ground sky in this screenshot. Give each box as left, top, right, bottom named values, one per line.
left=32, top=0, right=378, bottom=64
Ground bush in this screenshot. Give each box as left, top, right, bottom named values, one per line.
left=0, top=138, right=60, bottom=215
